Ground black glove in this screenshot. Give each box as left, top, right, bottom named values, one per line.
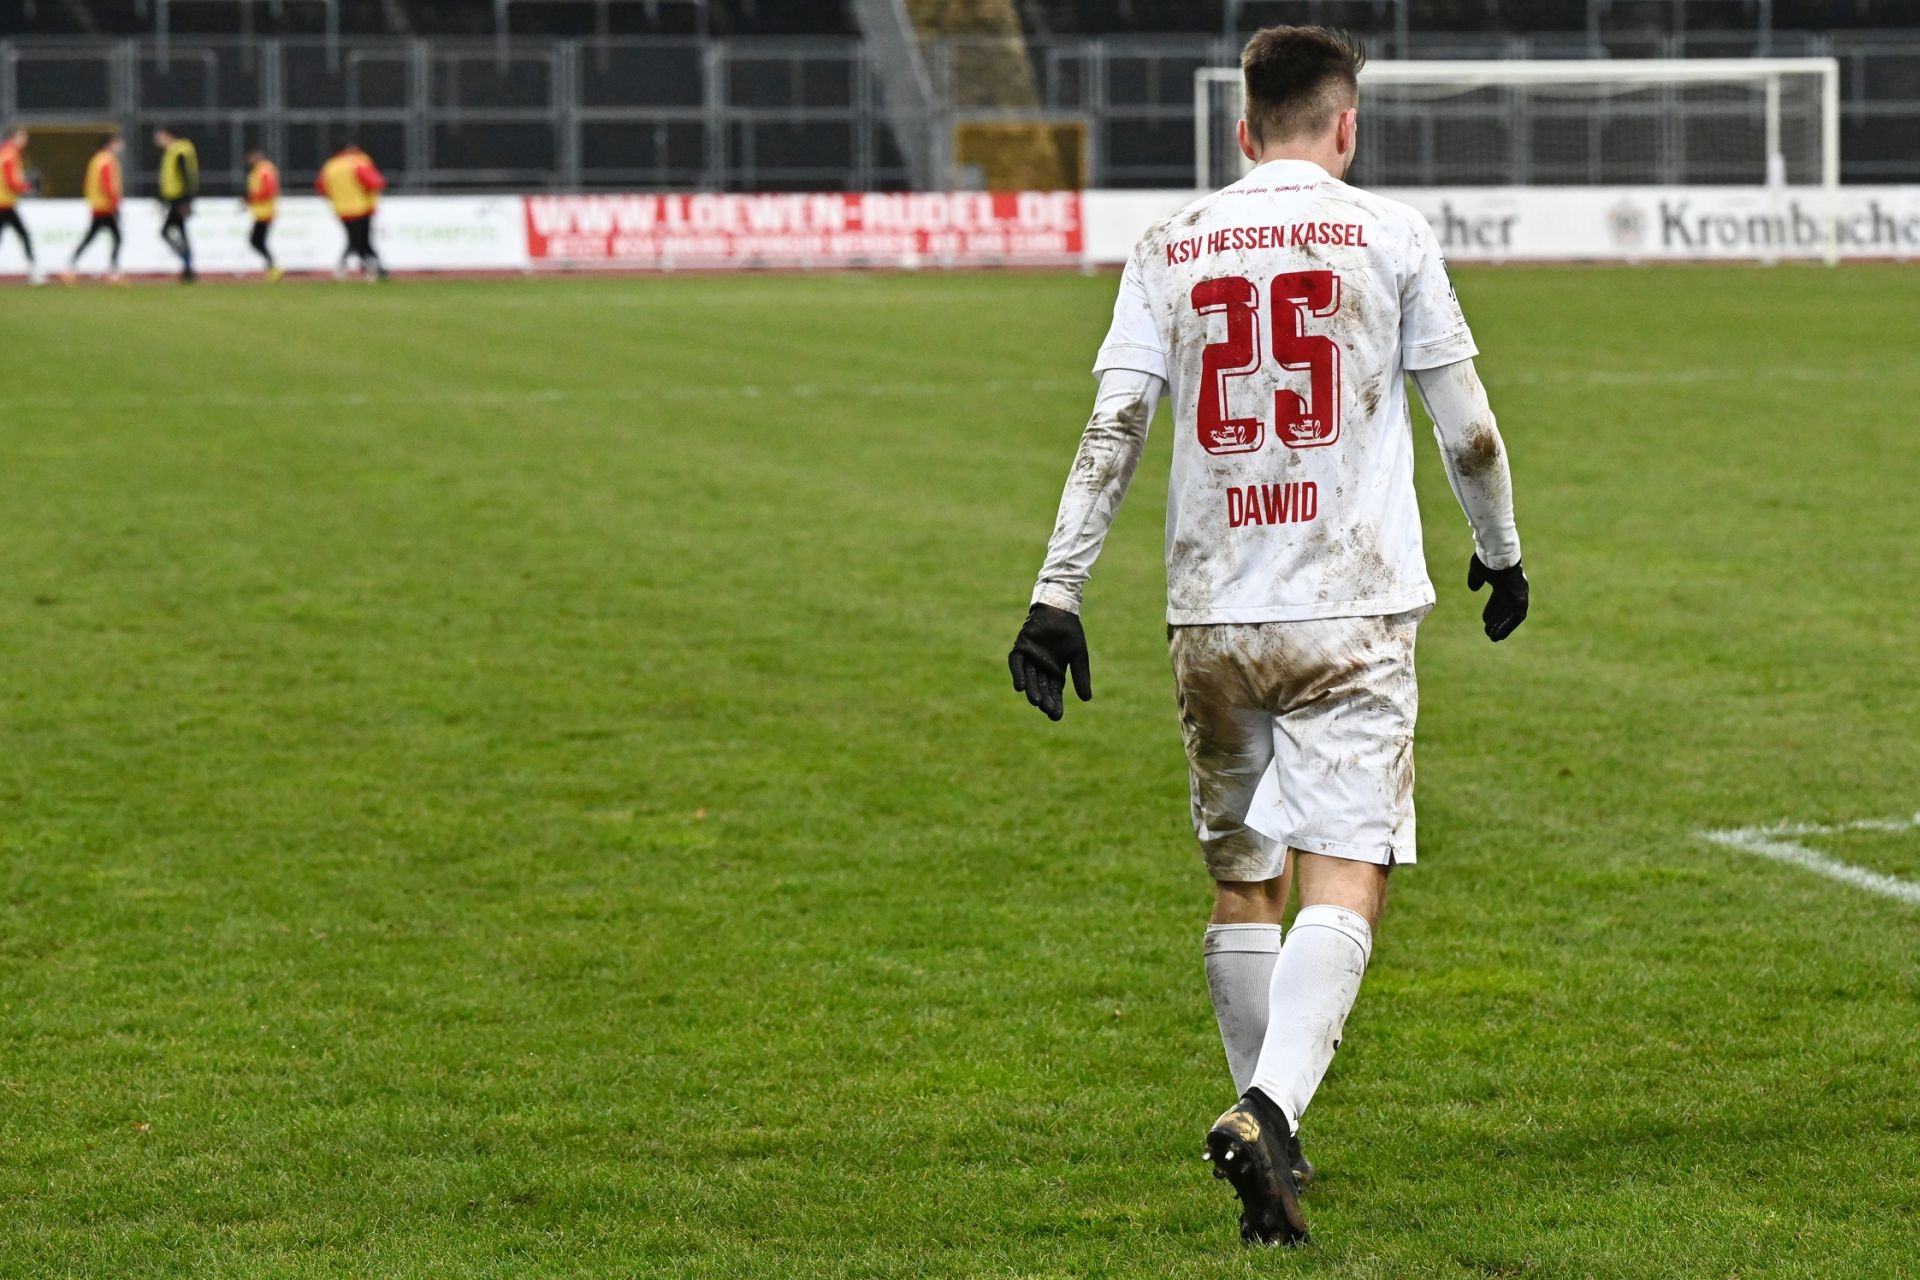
left=1007, top=603, right=1092, bottom=722
left=1468, top=554, right=1529, bottom=642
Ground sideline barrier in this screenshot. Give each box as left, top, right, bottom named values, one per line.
left=3, top=187, right=1916, bottom=277
left=1085, top=186, right=1920, bottom=263
left=0, top=196, right=526, bottom=278
left=524, top=191, right=1082, bottom=268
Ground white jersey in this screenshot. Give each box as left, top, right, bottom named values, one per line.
left=1094, top=158, right=1477, bottom=625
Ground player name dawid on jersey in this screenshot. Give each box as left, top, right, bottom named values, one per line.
left=1092, top=157, right=1477, bottom=625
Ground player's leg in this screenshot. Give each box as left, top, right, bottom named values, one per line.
left=1206, top=873, right=1292, bottom=1088
left=251, top=219, right=281, bottom=280
left=1206, top=609, right=1422, bottom=1244
left=1174, top=624, right=1315, bottom=1246
left=66, top=217, right=103, bottom=281
left=175, top=206, right=194, bottom=281
left=356, top=216, right=388, bottom=280
left=4, top=208, right=40, bottom=283
left=1245, top=853, right=1386, bottom=1133
left=106, top=216, right=122, bottom=279
left=71, top=219, right=97, bottom=263
left=1243, top=608, right=1422, bottom=1137
left=160, top=207, right=185, bottom=261
left=1172, top=624, right=1287, bottom=1095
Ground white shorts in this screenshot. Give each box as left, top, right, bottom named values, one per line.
left=1168, top=608, right=1426, bottom=882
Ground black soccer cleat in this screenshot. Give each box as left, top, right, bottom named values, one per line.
left=1289, top=1129, right=1315, bottom=1190
left=1204, top=1088, right=1310, bottom=1246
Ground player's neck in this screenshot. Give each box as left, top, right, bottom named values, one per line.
left=1249, top=145, right=1347, bottom=180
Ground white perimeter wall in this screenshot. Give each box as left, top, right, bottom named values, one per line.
left=0, top=195, right=526, bottom=277
left=3, top=187, right=1918, bottom=276
left=1084, top=186, right=1920, bottom=263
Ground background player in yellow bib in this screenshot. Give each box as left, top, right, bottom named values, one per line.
left=243, top=148, right=282, bottom=282
left=317, top=143, right=390, bottom=281
left=64, top=134, right=125, bottom=283
left=1007, top=25, right=1529, bottom=1247
left=152, top=128, right=198, bottom=282
left=0, top=126, right=43, bottom=285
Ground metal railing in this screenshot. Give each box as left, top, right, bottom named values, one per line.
left=2, top=29, right=1918, bottom=191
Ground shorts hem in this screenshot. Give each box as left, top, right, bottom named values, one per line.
left=1282, top=832, right=1414, bottom=867
left=1201, top=848, right=1289, bottom=884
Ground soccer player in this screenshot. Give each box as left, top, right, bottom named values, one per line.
left=317, top=143, right=389, bottom=281
left=1006, top=25, right=1529, bottom=1247
left=64, top=135, right=125, bottom=283
left=243, top=147, right=283, bottom=281
left=0, top=126, right=43, bottom=285
left=153, top=128, right=198, bottom=282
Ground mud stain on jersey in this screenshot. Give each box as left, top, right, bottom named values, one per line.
left=1458, top=422, right=1502, bottom=478
left=1348, top=532, right=1395, bottom=599
left=1358, top=376, right=1383, bottom=421
left=1167, top=533, right=1218, bottom=612
left=1337, top=281, right=1366, bottom=334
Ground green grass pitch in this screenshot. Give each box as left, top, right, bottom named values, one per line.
left=1, top=266, right=1917, bottom=1278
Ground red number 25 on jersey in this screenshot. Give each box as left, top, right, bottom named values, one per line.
left=1190, top=269, right=1343, bottom=455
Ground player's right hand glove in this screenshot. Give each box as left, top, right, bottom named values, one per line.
left=1007, top=603, right=1092, bottom=722
left=1468, top=554, right=1529, bottom=642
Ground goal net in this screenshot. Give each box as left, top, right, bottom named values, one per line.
left=1195, top=58, right=1840, bottom=256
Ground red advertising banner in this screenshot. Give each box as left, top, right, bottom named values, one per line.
left=523, top=191, right=1083, bottom=267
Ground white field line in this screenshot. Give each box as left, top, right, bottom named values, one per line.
left=1696, top=814, right=1920, bottom=906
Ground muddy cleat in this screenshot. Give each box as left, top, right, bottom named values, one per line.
left=1205, top=1088, right=1309, bottom=1246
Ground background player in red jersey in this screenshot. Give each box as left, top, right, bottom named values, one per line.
left=64, top=135, right=125, bottom=283
left=0, top=127, right=43, bottom=285
left=318, top=143, right=390, bottom=281
left=243, top=147, right=283, bottom=282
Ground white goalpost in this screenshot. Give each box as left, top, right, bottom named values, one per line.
left=1194, top=58, right=1843, bottom=262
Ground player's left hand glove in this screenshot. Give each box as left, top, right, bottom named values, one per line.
left=1468, top=554, right=1529, bottom=642
left=1008, top=603, right=1092, bottom=722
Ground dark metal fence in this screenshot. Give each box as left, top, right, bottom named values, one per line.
left=2, top=29, right=1917, bottom=192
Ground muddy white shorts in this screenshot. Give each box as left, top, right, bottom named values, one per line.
left=1167, top=608, right=1427, bottom=882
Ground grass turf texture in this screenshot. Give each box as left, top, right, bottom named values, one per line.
left=1, top=267, right=1917, bottom=1278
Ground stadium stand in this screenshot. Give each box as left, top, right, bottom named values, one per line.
left=3, top=1, right=1918, bottom=190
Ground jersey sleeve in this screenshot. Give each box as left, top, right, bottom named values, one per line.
left=1399, top=215, right=1477, bottom=371
left=1090, top=246, right=1169, bottom=381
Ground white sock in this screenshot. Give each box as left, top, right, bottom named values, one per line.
left=1203, top=923, right=1283, bottom=1094
left=1248, top=904, right=1373, bottom=1130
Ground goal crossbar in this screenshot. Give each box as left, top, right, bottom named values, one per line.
left=1353, top=57, right=1840, bottom=86
left=1193, top=57, right=1841, bottom=261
